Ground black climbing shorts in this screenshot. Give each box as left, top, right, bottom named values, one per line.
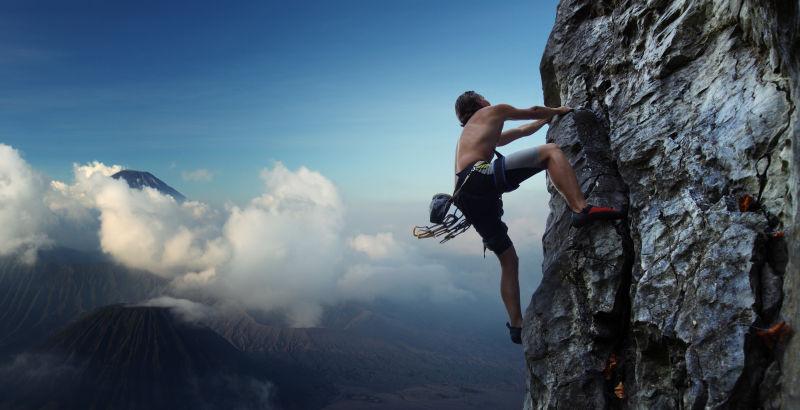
left=454, top=147, right=546, bottom=256
left=455, top=182, right=512, bottom=255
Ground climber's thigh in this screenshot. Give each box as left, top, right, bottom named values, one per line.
left=460, top=189, right=512, bottom=256
left=504, top=146, right=547, bottom=188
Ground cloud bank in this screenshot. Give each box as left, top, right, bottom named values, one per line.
left=1, top=143, right=503, bottom=326
left=139, top=296, right=217, bottom=322
left=0, top=145, right=56, bottom=262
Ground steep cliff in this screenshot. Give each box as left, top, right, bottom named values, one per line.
left=523, top=1, right=798, bottom=408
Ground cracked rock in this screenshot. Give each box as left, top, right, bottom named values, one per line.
left=524, top=0, right=798, bottom=408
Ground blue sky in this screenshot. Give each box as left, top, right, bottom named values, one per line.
left=1, top=0, right=560, bottom=205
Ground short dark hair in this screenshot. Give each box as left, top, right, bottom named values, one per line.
left=455, top=91, right=484, bottom=127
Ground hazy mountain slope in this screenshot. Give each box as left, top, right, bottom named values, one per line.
left=206, top=303, right=523, bottom=390
left=0, top=248, right=165, bottom=355
left=1, top=305, right=275, bottom=410
left=0, top=246, right=524, bottom=409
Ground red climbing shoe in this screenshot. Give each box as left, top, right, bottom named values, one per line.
left=571, top=204, right=626, bottom=228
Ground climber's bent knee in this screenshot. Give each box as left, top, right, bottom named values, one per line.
left=539, top=143, right=564, bottom=166
left=497, top=245, right=518, bottom=266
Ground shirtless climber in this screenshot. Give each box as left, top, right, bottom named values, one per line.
left=452, top=91, right=625, bottom=344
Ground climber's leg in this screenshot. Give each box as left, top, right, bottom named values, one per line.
left=521, top=144, right=626, bottom=227
left=504, top=144, right=588, bottom=212
left=498, top=245, right=522, bottom=344
left=535, top=143, right=587, bottom=213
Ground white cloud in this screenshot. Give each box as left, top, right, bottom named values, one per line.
left=211, top=162, right=345, bottom=326
left=59, top=163, right=230, bottom=276
left=182, top=168, right=213, bottom=182
left=337, top=262, right=473, bottom=304
left=0, top=145, right=504, bottom=327
left=349, top=232, right=398, bottom=259
left=139, top=296, right=216, bottom=322
left=0, top=145, right=54, bottom=262
left=74, top=161, right=123, bottom=178
left=43, top=159, right=349, bottom=326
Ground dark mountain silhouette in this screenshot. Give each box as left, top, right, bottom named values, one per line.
left=0, top=248, right=166, bottom=356
left=0, top=248, right=334, bottom=409
left=0, top=305, right=276, bottom=410
left=0, top=247, right=523, bottom=409
left=111, top=170, right=186, bottom=201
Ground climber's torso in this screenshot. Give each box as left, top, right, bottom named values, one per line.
left=455, top=106, right=504, bottom=175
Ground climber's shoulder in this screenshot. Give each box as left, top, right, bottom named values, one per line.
left=491, top=103, right=515, bottom=112
left=489, top=103, right=529, bottom=121
left=469, top=104, right=513, bottom=124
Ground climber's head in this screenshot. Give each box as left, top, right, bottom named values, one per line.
left=455, top=91, right=490, bottom=127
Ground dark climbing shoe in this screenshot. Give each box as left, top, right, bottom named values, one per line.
left=571, top=204, right=626, bottom=228
left=506, top=322, right=522, bottom=344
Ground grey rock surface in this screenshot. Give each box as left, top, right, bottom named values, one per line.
left=524, top=1, right=798, bottom=408
left=524, top=109, right=632, bottom=407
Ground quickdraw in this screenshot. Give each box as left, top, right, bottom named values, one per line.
left=412, top=207, right=471, bottom=243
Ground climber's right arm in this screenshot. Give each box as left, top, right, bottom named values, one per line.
left=493, top=104, right=572, bottom=121
left=497, top=119, right=549, bottom=146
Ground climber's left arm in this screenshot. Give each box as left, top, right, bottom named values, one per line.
left=497, top=119, right=549, bottom=146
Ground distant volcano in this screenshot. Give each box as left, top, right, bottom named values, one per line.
left=0, top=248, right=166, bottom=356
left=0, top=305, right=275, bottom=409
left=111, top=170, right=186, bottom=201
left=44, top=305, right=246, bottom=379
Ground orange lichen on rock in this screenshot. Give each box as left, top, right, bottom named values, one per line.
left=756, top=321, right=793, bottom=349
left=739, top=194, right=754, bottom=212
left=614, top=381, right=625, bottom=399
left=603, top=353, right=617, bottom=380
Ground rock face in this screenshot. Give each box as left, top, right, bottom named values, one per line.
left=524, top=109, right=633, bottom=407
left=523, top=1, right=798, bottom=409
